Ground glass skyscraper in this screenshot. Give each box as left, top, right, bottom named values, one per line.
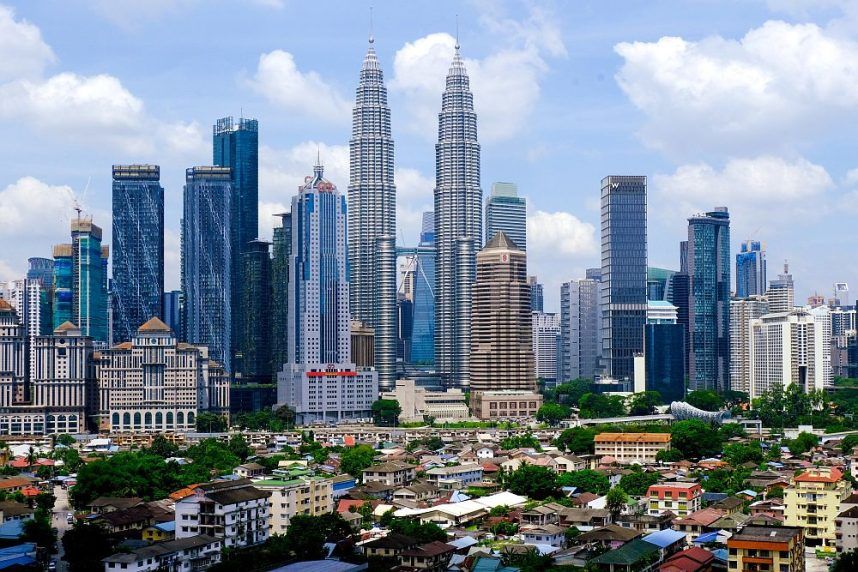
left=181, top=166, right=232, bottom=372
left=410, top=212, right=436, bottom=366
left=271, top=213, right=292, bottom=373
left=687, top=207, right=731, bottom=392
left=161, top=290, right=182, bottom=335
left=600, top=176, right=647, bottom=380
left=560, top=276, right=601, bottom=381
left=111, top=164, right=164, bottom=342
left=240, top=240, right=272, bottom=382
left=528, top=276, right=544, bottom=312
left=485, top=182, right=526, bottom=250
left=736, top=240, right=766, bottom=298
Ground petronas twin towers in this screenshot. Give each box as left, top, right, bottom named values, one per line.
left=348, top=35, right=481, bottom=389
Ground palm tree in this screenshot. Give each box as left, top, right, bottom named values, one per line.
left=26, top=446, right=37, bottom=473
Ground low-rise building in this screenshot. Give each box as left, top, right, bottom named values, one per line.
left=784, top=467, right=848, bottom=547
left=521, top=524, right=566, bottom=547
left=102, top=534, right=222, bottom=572
left=253, top=476, right=333, bottom=534
left=647, top=483, right=702, bottom=517
left=470, top=390, right=542, bottom=420
left=424, top=464, right=483, bottom=488
left=835, top=506, right=858, bottom=553
left=362, top=461, right=416, bottom=487
left=593, top=433, right=671, bottom=465
left=727, top=526, right=804, bottom=572
left=380, top=379, right=469, bottom=423
left=399, top=541, right=455, bottom=571
left=174, top=479, right=270, bottom=548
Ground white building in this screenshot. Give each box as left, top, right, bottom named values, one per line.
left=103, top=535, right=222, bottom=572
left=95, top=317, right=229, bottom=433
left=559, top=277, right=600, bottom=381
left=175, top=479, right=270, bottom=548
left=380, top=378, right=469, bottom=423
left=532, top=312, right=560, bottom=384
left=729, top=296, right=769, bottom=394
left=425, top=463, right=483, bottom=488
left=749, top=307, right=832, bottom=398
left=0, top=279, right=44, bottom=377
left=253, top=476, right=334, bottom=535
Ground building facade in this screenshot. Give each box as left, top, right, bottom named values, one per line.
left=434, top=44, right=482, bottom=389
left=470, top=233, right=535, bottom=394
left=161, top=291, right=182, bottom=339
left=687, top=207, right=731, bottom=392
left=271, top=213, right=292, bottom=374
left=767, top=262, right=795, bottom=313
left=111, top=164, right=164, bottom=344
left=593, top=433, right=671, bottom=465
left=559, top=277, right=600, bottom=381
left=784, top=468, right=848, bottom=547
left=532, top=312, right=559, bottom=385
left=729, top=296, right=769, bottom=394
left=528, top=276, right=544, bottom=313
left=95, top=317, right=229, bottom=433
left=646, top=483, right=702, bottom=517
left=348, top=38, right=397, bottom=390
left=239, top=240, right=272, bottom=383
left=643, top=301, right=685, bottom=403
left=470, top=390, right=542, bottom=420
left=253, top=476, right=334, bottom=535
left=181, top=166, right=232, bottom=372
left=727, top=526, right=804, bottom=572
left=736, top=240, right=766, bottom=299
left=485, top=182, right=525, bottom=250
left=600, top=176, right=647, bottom=380
left=409, top=213, right=436, bottom=367
left=175, top=479, right=270, bottom=548
left=380, top=378, right=468, bottom=423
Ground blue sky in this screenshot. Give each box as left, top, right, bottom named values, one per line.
left=1, top=0, right=857, bottom=311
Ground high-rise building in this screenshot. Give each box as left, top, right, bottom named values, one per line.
left=600, top=176, right=647, bottom=380
left=687, top=207, right=731, bottom=392
left=240, top=240, right=272, bottom=383
left=532, top=311, right=559, bottom=386
left=528, top=276, right=544, bottom=312
left=161, top=290, right=182, bottom=336
left=767, top=262, right=795, bottom=313
left=749, top=307, right=832, bottom=398
left=559, top=278, right=600, bottom=381
left=96, top=317, right=228, bottom=433
left=485, top=182, right=526, bottom=250
left=729, top=296, right=769, bottom=394
left=213, top=116, right=259, bottom=365
left=643, top=301, right=685, bottom=403
left=181, top=166, right=232, bottom=372
left=271, top=213, right=292, bottom=373
left=434, top=43, right=482, bottom=389
left=470, top=232, right=534, bottom=393
left=277, top=163, right=378, bottom=424
left=348, top=37, right=397, bottom=390
left=26, top=258, right=53, bottom=288
left=647, top=267, right=676, bottom=301
left=111, top=164, right=165, bottom=343
left=27, top=257, right=54, bottom=336
left=0, top=279, right=44, bottom=379
left=52, top=219, right=109, bottom=343
left=410, top=213, right=436, bottom=367
left=736, top=240, right=766, bottom=298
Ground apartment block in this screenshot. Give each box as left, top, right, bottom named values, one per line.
left=646, top=483, right=702, bottom=517
left=593, top=433, right=671, bottom=465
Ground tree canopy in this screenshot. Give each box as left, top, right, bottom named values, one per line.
left=670, top=419, right=722, bottom=459
left=371, top=399, right=402, bottom=426
left=506, top=464, right=559, bottom=500
left=536, top=403, right=571, bottom=426
left=553, top=427, right=597, bottom=454
left=557, top=469, right=609, bottom=495
left=340, top=445, right=377, bottom=480
left=578, top=393, right=626, bottom=419
left=685, top=390, right=724, bottom=412
left=626, top=391, right=662, bottom=416
left=500, top=432, right=541, bottom=451
left=618, top=468, right=659, bottom=496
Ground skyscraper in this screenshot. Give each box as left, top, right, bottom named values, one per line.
left=271, top=213, right=292, bottom=373
left=600, top=176, right=647, bottom=380
left=470, top=232, right=534, bottom=393
left=643, top=301, right=685, bottom=403
left=410, top=213, right=436, bottom=366
left=240, top=240, right=272, bottom=383
left=485, top=182, right=526, bottom=249
left=348, top=36, right=397, bottom=390
left=767, top=262, right=795, bottom=313
left=434, top=42, right=482, bottom=388
left=559, top=277, right=600, bottom=381
left=277, top=163, right=377, bottom=424
left=687, top=207, right=731, bottom=392
left=27, top=258, right=53, bottom=336
left=111, top=164, right=164, bottom=343
left=729, top=295, right=769, bottom=394
left=181, top=166, right=232, bottom=372
left=213, top=116, right=259, bottom=363
left=528, top=276, right=544, bottom=312
left=532, top=311, right=560, bottom=386
left=736, top=240, right=767, bottom=299
left=162, top=290, right=182, bottom=335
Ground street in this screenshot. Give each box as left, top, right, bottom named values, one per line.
left=51, top=485, right=72, bottom=572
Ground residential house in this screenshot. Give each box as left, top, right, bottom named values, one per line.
left=174, top=479, right=270, bottom=548
left=658, top=546, right=714, bottom=572
left=647, top=483, right=702, bottom=517
left=558, top=508, right=611, bottom=531
left=425, top=464, right=483, bottom=489
left=393, top=483, right=439, bottom=504
left=727, top=526, right=804, bottom=572
left=0, top=502, right=32, bottom=523
left=233, top=463, right=265, bottom=479
left=835, top=506, right=858, bottom=553
left=253, top=475, right=333, bottom=534
left=142, top=521, right=176, bottom=543
left=102, top=535, right=222, bottom=572
left=521, top=524, right=566, bottom=548
left=362, top=532, right=417, bottom=560
left=399, top=541, right=456, bottom=571
left=362, top=462, right=417, bottom=487
left=520, top=504, right=563, bottom=526
left=671, top=508, right=724, bottom=541
left=88, top=497, right=144, bottom=515
left=784, top=467, right=849, bottom=547
left=616, top=513, right=674, bottom=534
left=576, top=525, right=642, bottom=550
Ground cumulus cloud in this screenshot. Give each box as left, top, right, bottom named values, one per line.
left=395, top=167, right=434, bottom=246
left=0, top=5, right=55, bottom=82
left=0, top=177, right=76, bottom=237
left=247, top=50, right=352, bottom=123
left=614, top=21, right=858, bottom=157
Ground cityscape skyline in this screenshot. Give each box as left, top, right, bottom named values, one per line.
left=2, top=2, right=856, bottom=313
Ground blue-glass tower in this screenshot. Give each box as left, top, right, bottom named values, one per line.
left=736, top=240, right=766, bottom=299
left=687, top=207, right=731, bottom=392
left=411, top=212, right=436, bottom=366
left=111, top=164, right=164, bottom=342
left=485, top=182, right=526, bottom=250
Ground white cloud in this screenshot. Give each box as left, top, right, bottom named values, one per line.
left=0, top=177, right=76, bottom=237
left=395, top=167, right=434, bottom=246
left=614, top=21, right=858, bottom=156
left=164, top=229, right=182, bottom=291
left=247, top=50, right=351, bottom=123
left=0, top=5, right=55, bottom=82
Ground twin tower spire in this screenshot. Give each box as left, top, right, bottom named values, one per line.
left=348, top=23, right=480, bottom=390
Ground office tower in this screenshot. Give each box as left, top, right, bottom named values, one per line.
left=532, top=311, right=559, bottom=386
left=410, top=213, right=436, bottom=366
left=277, top=163, right=378, bottom=424
left=0, top=279, right=43, bottom=379
left=687, top=207, right=731, bottom=392
left=240, top=240, right=272, bottom=382
left=399, top=257, right=416, bottom=302
left=348, top=37, right=397, bottom=390
left=95, top=317, right=229, bottom=433
left=27, top=257, right=53, bottom=288
left=729, top=296, right=769, bottom=394
left=26, top=259, right=53, bottom=337
left=559, top=278, right=600, bottom=381
left=831, top=307, right=855, bottom=378
left=669, top=243, right=691, bottom=381
left=51, top=219, right=109, bottom=343
left=749, top=307, right=832, bottom=398
left=767, top=262, right=795, bottom=313
left=528, top=276, right=544, bottom=312
left=736, top=240, right=766, bottom=298
left=351, top=320, right=375, bottom=367
left=0, top=300, right=27, bottom=407
left=111, top=164, right=165, bottom=343
left=642, top=301, right=685, bottom=403
left=398, top=297, right=413, bottom=362
left=833, top=282, right=850, bottom=307
left=181, top=166, right=232, bottom=372
left=647, top=267, right=676, bottom=301
left=485, top=182, right=526, bottom=249
left=600, top=176, right=647, bottom=380
left=162, top=290, right=182, bottom=335
left=470, top=232, right=534, bottom=392
left=271, top=213, right=292, bottom=372
left=434, top=43, right=482, bottom=388
left=213, top=116, right=259, bottom=362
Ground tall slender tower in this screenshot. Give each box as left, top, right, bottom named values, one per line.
left=348, top=35, right=397, bottom=389
left=434, top=41, right=482, bottom=388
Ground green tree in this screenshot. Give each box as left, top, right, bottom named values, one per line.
left=557, top=469, right=609, bottom=495
left=180, top=439, right=243, bottom=483
left=786, top=432, right=819, bottom=455
left=507, top=464, right=559, bottom=500
left=56, top=434, right=76, bottom=447
left=685, top=390, right=724, bottom=412
left=578, top=393, right=626, bottom=419
left=655, top=449, right=683, bottom=463
left=833, top=552, right=858, bottom=572
left=605, top=486, right=629, bottom=519
left=284, top=514, right=326, bottom=560
left=544, top=378, right=592, bottom=406
left=554, top=427, right=597, bottom=454
left=718, top=423, right=747, bottom=440
left=371, top=399, right=402, bottom=426
left=536, top=403, right=571, bottom=426
left=196, top=412, right=228, bottom=432
left=626, top=391, right=662, bottom=416
left=618, top=468, right=658, bottom=496
left=500, top=432, right=541, bottom=451
left=490, top=521, right=518, bottom=536
left=148, top=434, right=180, bottom=458
left=228, top=435, right=252, bottom=462
left=723, top=443, right=763, bottom=467
left=63, top=523, right=115, bottom=572
left=71, top=452, right=184, bottom=508
left=388, top=518, right=447, bottom=543
left=489, top=505, right=510, bottom=517
left=842, top=434, right=858, bottom=454
left=406, top=436, right=444, bottom=452
left=670, top=419, right=722, bottom=459
left=340, top=445, right=377, bottom=481
left=34, top=492, right=56, bottom=512
left=22, top=509, right=55, bottom=550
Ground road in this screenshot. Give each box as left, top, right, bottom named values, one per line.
left=51, top=485, right=72, bottom=572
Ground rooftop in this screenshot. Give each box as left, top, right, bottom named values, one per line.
left=729, top=526, right=803, bottom=544
left=595, top=433, right=671, bottom=443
